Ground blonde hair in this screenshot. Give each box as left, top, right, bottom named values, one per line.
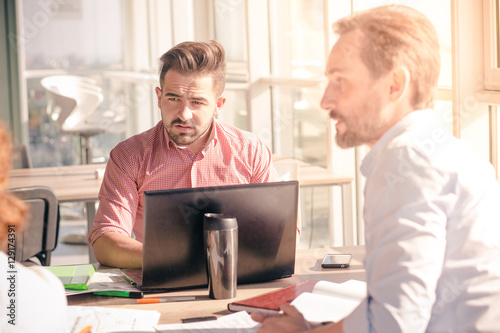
left=334, top=5, right=441, bottom=109
left=0, top=122, right=27, bottom=243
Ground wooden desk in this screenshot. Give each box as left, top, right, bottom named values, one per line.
left=8, top=163, right=105, bottom=202
left=7, top=163, right=106, bottom=226
left=68, top=246, right=365, bottom=325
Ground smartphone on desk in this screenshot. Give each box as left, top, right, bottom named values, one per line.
left=321, top=254, right=351, bottom=268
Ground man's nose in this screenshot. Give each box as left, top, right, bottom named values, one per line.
left=320, top=82, right=336, bottom=111
left=178, top=105, right=193, bottom=121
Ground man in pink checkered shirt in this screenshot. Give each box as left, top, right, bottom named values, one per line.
left=88, top=40, right=279, bottom=268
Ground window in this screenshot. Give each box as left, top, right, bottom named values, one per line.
left=14, top=0, right=473, bottom=246
left=21, top=0, right=127, bottom=166
left=211, top=0, right=250, bottom=131
left=19, top=0, right=336, bottom=168
left=20, top=0, right=253, bottom=167
left=268, top=0, right=328, bottom=166
left=483, top=0, right=500, bottom=90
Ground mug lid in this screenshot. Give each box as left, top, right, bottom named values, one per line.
left=203, top=213, right=238, bottom=230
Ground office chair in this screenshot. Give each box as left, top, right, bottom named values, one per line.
left=7, top=186, right=59, bottom=266
left=40, top=75, right=105, bottom=164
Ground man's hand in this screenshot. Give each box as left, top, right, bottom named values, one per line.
left=252, top=305, right=312, bottom=333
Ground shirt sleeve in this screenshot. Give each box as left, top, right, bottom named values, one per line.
left=88, top=143, right=141, bottom=244
left=250, top=138, right=280, bottom=183
left=343, top=146, right=449, bottom=333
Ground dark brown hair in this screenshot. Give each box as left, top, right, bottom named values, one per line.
left=158, top=40, right=226, bottom=96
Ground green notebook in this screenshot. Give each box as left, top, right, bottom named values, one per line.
left=46, top=264, right=96, bottom=290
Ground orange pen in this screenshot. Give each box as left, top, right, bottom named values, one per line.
left=78, top=326, right=92, bottom=333
left=137, top=296, right=195, bottom=304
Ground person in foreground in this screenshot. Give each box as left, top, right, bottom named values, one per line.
left=252, top=5, right=500, bottom=332
left=89, top=40, right=279, bottom=268
left=0, top=121, right=67, bottom=333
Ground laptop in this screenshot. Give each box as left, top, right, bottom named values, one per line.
left=122, top=181, right=299, bottom=292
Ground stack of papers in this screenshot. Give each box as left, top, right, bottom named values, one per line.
left=155, top=311, right=260, bottom=333
left=66, top=306, right=160, bottom=333
left=46, top=266, right=140, bottom=296
left=65, top=268, right=141, bottom=296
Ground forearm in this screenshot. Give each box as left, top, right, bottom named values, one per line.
left=92, top=232, right=143, bottom=268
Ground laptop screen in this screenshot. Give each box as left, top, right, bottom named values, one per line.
left=141, top=181, right=299, bottom=291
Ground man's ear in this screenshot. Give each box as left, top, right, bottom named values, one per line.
left=390, top=66, right=411, bottom=104
left=155, top=87, right=162, bottom=109
left=215, top=96, right=226, bottom=115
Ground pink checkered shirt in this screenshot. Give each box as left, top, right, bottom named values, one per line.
left=88, top=119, right=279, bottom=244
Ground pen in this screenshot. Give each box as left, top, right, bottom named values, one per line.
left=181, top=316, right=217, bottom=323
left=94, top=290, right=144, bottom=298
left=137, top=296, right=195, bottom=304
left=78, top=325, right=92, bottom=333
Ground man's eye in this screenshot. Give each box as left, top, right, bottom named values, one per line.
left=332, top=77, right=343, bottom=89
left=167, top=97, right=180, bottom=101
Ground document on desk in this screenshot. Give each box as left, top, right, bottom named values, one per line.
left=290, top=279, right=366, bottom=324
left=45, top=264, right=95, bottom=290
left=66, top=306, right=160, bottom=332
left=155, top=311, right=261, bottom=332
left=64, top=268, right=140, bottom=296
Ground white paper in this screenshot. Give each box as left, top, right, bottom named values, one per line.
left=312, top=280, right=367, bottom=300
left=155, top=311, right=261, bottom=333
left=66, top=306, right=160, bottom=333
left=291, top=279, right=366, bottom=324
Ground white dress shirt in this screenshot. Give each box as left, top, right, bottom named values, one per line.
left=343, top=110, right=500, bottom=332
left=0, top=252, right=67, bottom=333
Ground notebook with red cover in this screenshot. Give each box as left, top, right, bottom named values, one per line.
left=228, top=280, right=318, bottom=314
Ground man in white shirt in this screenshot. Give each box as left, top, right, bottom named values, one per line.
left=252, top=4, right=500, bottom=333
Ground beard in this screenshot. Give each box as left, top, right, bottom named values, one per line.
left=165, top=118, right=212, bottom=147
left=330, top=105, right=383, bottom=149
left=335, top=127, right=363, bottom=148
left=330, top=111, right=367, bottom=148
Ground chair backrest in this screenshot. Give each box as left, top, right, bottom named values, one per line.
left=40, top=75, right=104, bottom=133
left=7, top=186, right=59, bottom=266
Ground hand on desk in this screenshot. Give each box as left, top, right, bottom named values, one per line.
left=251, top=305, right=344, bottom=333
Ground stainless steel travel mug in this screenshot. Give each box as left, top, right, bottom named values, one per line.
left=203, top=213, right=238, bottom=299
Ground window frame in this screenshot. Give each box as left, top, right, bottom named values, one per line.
left=483, top=0, right=500, bottom=90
